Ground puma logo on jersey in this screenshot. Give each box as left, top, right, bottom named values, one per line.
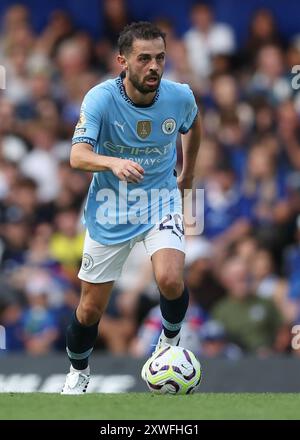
left=172, top=230, right=183, bottom=241
left=114, top=120, right=126, bottom=132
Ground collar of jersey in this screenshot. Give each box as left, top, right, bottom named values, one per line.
left=116, top=71, right=160, bottom=108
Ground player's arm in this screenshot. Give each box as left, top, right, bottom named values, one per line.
left=70, top=142, right=144, bottom=183
left=178, top=113, right=201, bottom=193
left=71, top=88, right=144, bottom=183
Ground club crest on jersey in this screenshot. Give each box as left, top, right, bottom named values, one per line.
left=136, top=120, right=152, bottom=139
left=162, top=118, right=176, bottom=135
left=81, top=253, right=94, bottom=271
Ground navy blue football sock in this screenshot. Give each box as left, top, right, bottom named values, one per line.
left=160, top=285, right=189, bottom=338
left=66, top=310, right=99, bottom=370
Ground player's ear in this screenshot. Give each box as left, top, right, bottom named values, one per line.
left=117, top=54, right=128, bottom=71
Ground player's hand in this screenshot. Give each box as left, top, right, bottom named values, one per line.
left=110, top=158, right=145, bottom=183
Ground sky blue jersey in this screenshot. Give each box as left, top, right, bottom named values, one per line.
left=72, top=73, right=198, bottom=245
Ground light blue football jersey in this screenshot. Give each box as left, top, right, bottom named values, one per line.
left=72, top=73, right=198, bottom=245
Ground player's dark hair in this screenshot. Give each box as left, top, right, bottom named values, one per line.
left=118, top=21, right=166, bottom=55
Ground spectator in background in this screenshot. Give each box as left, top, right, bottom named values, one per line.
left=102, top=0, right=132, bottom=48
left=4, top=44, right=32, bottom=106
left=0, top=99, right=29, bottom=169
left=54, top=38, right=98, bottom=133
left=212, top=257, right=287, bottom=355
left=282, top=216, right=300, bottom=325
left=0, top=161, right=18, bottom=202
left=251, top=247, right=286, bottom=300
left=96, top=0, right=132, bottom=70
left=0, top=300, right=25, bottom=352
left=55, top=38, right=92, bottom=86
left=199, top=320, right=242, bottom=359
left=0, top=206, right=30, bottom=272
left=154, top=18, right=204, bottom=96
left=233, top=234, right=259, bottom=265
left=244, top=9, right=284, bottom=65
left=0, top=5, right=32, bottom=58
left=284, top=215, right=300, bottom=284
left=184, top=2, right=235, bottom=78
left=0, top=5, right=34, bottom=106
left=36, top=10, right=74, bottom=58
left=277, top=100, right=300, bottom=171
left=0, top=276, right=26, bottom=351
left=54, top=161, right=91, bottom=210
left=242, top=142, right=291, bottom=246
left=6, top=177, right=39, bottom=224
left=21, top=223, right=58, bottom=273
left=199, top=161, right=251, bottom=257
left=216, top=113, right=249, bottom=182
left=20, top=123, right=60, bottom=202
left=210, top=74, right=240, bottom=114
left=21, top=275, right=59, bottom=355
left=251, top=98, right=276, bottom=137
left=49, top=207, right=84, bottom=281
left=193, top=137, right=222, bottom=181
left=248, top=44, right=291, bottom=105
left=0, top=4, right=29, bottom=33
left=184, top=237, right=225, bottom=312
left=164, top=39, right=202, bottom=94
left=16, top=70, right=54, bottom=121
left=203, top=74, right=252, bottom=180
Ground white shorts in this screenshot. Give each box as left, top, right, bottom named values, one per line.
left=78, top=213, right=185, bottom=284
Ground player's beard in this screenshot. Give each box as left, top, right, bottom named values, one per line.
left=128, top=70, right=162, bottom=94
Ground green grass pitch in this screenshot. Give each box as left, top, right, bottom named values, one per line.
left=0, top=393, right=299, bottom=420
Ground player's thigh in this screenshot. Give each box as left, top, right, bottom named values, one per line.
left=143, top=212, right=186, bottom=285
left=80, top=281, right=114, bottom=305
left=78, top=229, right=132, bottom=284
left=151, top=248, right=185, bottom=284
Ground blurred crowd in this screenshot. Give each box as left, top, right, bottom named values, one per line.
left=1, top=1, right=300, bottom=359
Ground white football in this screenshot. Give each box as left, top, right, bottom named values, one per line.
left=142, top=345, right=202, bottom=395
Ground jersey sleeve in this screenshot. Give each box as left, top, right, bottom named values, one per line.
left=72, top=86, right=107, bottom=148
left=179, top=85, right=199, bottom=134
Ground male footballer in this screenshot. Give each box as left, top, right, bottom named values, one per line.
left=62, top=22, right=201, bottom=394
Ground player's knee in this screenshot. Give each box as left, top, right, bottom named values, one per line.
left=77, top=302, right=102, bottom=326
left=157, top=274, right=184, bottom=299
